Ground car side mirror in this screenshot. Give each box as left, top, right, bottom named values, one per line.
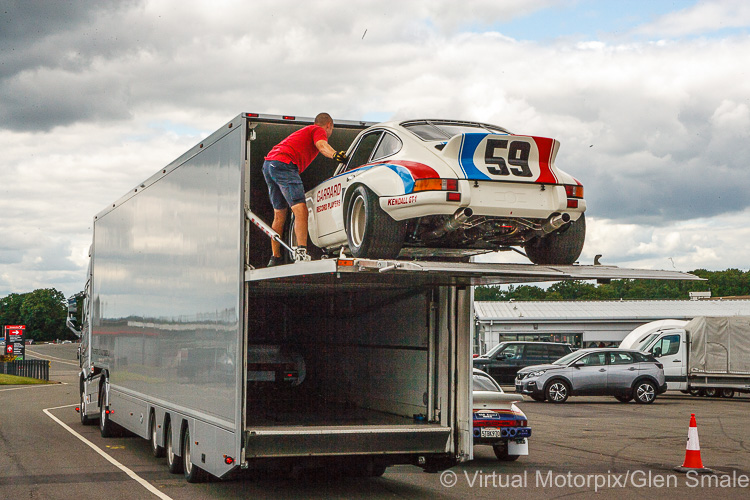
left=652, top=347, right=662, bottom=358
left=572, top=362, right=584, bottom=368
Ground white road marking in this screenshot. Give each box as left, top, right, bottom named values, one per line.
left=0, top=382, right=68, bottom=392
left=43, top=404, right=174, bottom=500
left=25, top=350, right=80, bottom=367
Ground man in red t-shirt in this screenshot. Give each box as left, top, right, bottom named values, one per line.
left=262, top=112, right=348, bottom=266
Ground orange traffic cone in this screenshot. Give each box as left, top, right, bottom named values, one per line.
left=674, top=413, right=713, bottom=474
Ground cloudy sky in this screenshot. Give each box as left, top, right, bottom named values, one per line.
left=1, top=0, right=749, bottom=298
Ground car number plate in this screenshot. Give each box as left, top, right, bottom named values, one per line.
left=480, top=428, right=502, bottom=438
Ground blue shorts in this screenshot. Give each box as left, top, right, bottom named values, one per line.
left=262, top=160, right=306, bottom=210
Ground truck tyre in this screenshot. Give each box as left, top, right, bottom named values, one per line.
left=720, top=388, right=735, bottom=398
left=634, top=380, right=657, bottom=404
left=99, top=386, right=116, bottom=437
left=493, top=442, right=521, bottom=461
left=545, top=380, right=570, bottom=403
left=150, top=412, right=165, bottom=458
left=80, top=390, right=93, bottom=425
left=165, top=420, right=183, bottom=474
left=704, top=387, right=717, bottom=397
left=346, top=186, right=406, bottom=259
left=182, top=426, right=209, bottom=483
left=524, top=213, right=586, bottom=265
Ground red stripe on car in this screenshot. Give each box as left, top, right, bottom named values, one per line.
left=532, top=137, right=558, bottom=184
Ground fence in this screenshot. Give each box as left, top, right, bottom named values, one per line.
left=1, top=360, right=50, bottom=381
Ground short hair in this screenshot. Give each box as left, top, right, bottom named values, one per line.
left=314, top=112, right=333, bottom=126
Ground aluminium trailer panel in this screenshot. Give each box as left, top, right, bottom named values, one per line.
left=90, top=116, right=247, bottom=477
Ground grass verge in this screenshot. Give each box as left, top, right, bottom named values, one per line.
left=0, top=374, right=50, bottom=385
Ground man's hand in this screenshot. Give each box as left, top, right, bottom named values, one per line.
left=333, top=151, right=348, bottom=163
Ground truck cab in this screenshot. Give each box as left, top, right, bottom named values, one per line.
left=618, top=320, right=688, bottom=391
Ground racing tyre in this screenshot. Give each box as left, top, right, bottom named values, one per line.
left=524, top=213, right=586, bottom=265
left=346, top=186, right=406, bottom=259
left=493, top=443, right=521, bottom=461
left=614, top=394, right=633, bottom=403
left=634, top=381, right=657, bottom=404
left=99, top=386, right=116, bottom=437
left=720, top=388, right=735, bottom=398
left=150, top=412, right=165, bottom=458
left=165, top=420, right=183, bottom=474
left=703, top=387, right=718, bottom=397
left=183, top=426, right=209, bottom=483
left=545, top=380, right=569, bottom=403
left=80, top=390, right=93, bottom=425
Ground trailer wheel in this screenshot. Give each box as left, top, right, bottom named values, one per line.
left=182, top=426, right=209, bottom=483
left=524, top=213, right=586, bottom=265
left=80, top=390, right=93, bottom=425
left=720, top=388, right=735, bottom=398
left=493, top=442, right=521, bottom=461
left=634, top=380, right=657, bottom=404
left=346, top=186, right=406, bottom=259
left=99, top=386, right=116, bottom=437
left=165, top=420, right=183, bottom=474
left=150, top=412, right=165, bottom=458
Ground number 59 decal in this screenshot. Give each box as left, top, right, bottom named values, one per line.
left=484, top=139, right=532, bottom=177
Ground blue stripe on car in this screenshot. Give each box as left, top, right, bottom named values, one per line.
left=458, top=133, right=491, bottom=181
left=384, top=164, right=415, bottom=193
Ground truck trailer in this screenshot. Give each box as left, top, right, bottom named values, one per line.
left=70, top=113, right=699, bottom=482
left=619, top=316, right=750, bottom=397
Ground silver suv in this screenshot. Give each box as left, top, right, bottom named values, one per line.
left=515, top=348, right=667, bottom=404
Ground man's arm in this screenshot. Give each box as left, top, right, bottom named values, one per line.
left=315, top=139, right=337, bottom=159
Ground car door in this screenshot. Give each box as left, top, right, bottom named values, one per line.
left=568, top=352, right=608, bottom=395
left=310, top=131, right=384, bottom=244
left=649, top=333, right=685, bottom=390
left=606, top=351, right=639, bottom=393
left=488, top=343, right=525, bottom=384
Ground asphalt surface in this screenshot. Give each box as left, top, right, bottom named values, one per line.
left=1, top=344, right=749, bottom=499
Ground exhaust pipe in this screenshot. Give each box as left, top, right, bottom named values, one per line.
left=542, top=213, right=571, bottom=234
left=424, top=208, right=474, bottom=240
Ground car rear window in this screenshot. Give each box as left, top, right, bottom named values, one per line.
left=402, top=121, right=509, bottom=141
left=473, top=374, right=500, bottom=392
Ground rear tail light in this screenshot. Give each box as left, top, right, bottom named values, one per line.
left=567, top=199, right=579, bottom=209
left=565, top=185, right=584, bottom=198
left=413, top=179, right=458, bottom=192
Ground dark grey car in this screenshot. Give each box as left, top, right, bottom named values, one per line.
left=515, top=348, right=667, bottom=404
left=473, top=341, right=574, bottom=385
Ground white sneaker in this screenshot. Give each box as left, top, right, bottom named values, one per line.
left=294, top=246, right=311, bottom=262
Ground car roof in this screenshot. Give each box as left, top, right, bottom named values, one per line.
left=497, top=341, right=572, bottom=346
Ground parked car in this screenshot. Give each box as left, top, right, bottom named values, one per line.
left=473, top=341, right=574, bottom=385
left=472, top=368, right=531, bottom=461
left=300, top=119, right=586, bottom=264
left=515, top=348, right=667, bottom=404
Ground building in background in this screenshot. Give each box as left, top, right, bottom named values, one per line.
left=474, top=299, right=750, bottom=354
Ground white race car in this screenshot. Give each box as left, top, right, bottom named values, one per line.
left=303, top=119, right=586, bottom=264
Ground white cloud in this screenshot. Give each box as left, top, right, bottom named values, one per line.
left=633, top=0, right=750, bottom=38
left=1, top=0, right=749, bottom=297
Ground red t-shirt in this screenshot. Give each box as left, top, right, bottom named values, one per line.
left=265, top=125, right=328, bottom=173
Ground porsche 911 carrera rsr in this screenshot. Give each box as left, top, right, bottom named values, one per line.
left=299, top=119, right=586, bottom=265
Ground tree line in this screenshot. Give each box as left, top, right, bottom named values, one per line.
left=475, top=268, right=750, bottom=301
left=0, top=288, right=72, bottom=342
